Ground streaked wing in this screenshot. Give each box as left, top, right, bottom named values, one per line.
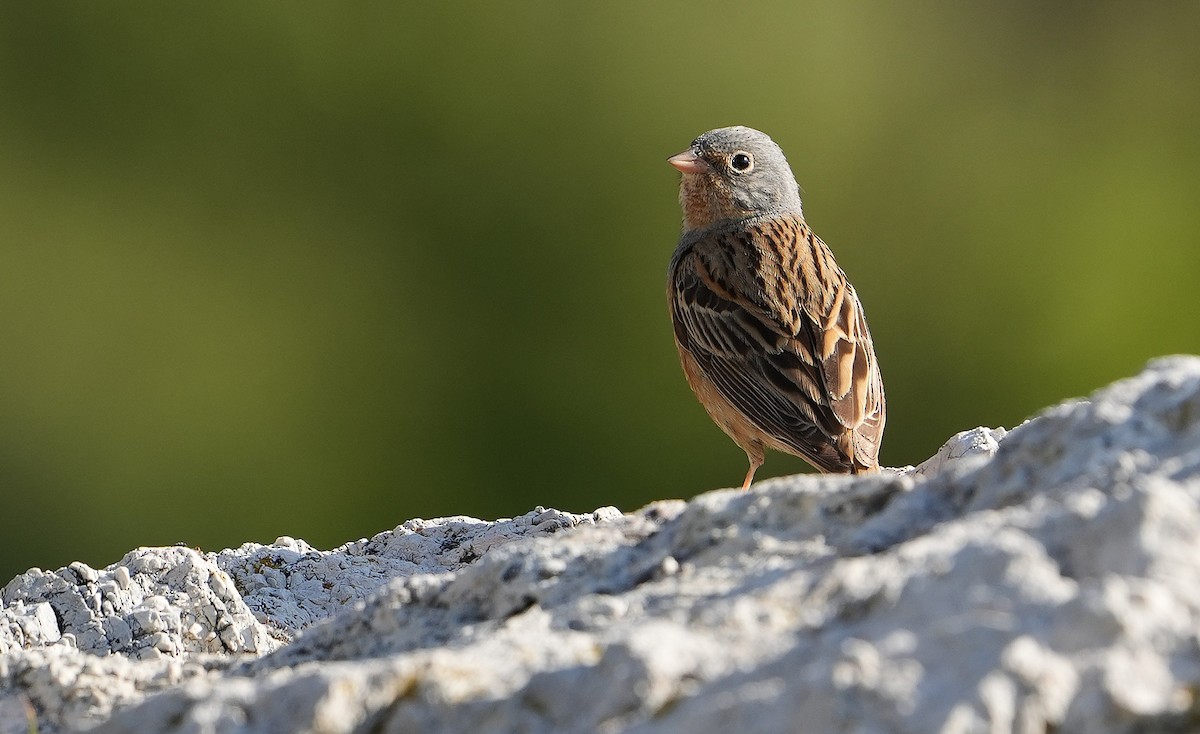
left=819, top=274, right=885, bottom=464
left=669, top=215, right=884, bottom=470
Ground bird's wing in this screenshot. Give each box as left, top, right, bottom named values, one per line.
left=669, top=217, right=884, bottom=470
left=813, top=254, right=885, bottom=466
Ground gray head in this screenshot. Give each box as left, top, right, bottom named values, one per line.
left=668, top=126, right=803, bottom=230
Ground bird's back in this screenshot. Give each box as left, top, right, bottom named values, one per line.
left=668, top=213, right=885, bottom=473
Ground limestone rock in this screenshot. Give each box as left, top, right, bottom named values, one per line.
left=4, top=356, right=1200, bottom=733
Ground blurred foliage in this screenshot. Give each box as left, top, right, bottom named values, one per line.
left=1, top=2, right=1199, bottom=582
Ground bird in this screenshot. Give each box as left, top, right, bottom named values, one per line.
left=666, top=126, right=885, bottom=490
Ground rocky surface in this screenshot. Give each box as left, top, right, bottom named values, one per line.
left=4, top=356, right=1200, bottom=733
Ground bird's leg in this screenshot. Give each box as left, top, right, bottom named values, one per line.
left=740, top=451, right=763, bottom=490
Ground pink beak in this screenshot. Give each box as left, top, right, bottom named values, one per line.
left=667, top=149, right=712, bottom=175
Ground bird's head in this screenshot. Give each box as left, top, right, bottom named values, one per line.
left=668, top=126, right=803, bottom=231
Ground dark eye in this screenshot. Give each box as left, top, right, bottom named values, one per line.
left=730, top=152, right=753, bottom=172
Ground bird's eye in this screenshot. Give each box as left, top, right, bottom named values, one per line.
left=730, top=152, right=753, bottom=172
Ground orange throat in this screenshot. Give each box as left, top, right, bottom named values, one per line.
left=679, top=175, right=736, bottom=231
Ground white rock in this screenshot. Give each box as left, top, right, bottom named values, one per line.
left=68, top=562, right=98, bottom=584
left=150, top=633, right=174, bottom=654
left=4, top=355, right=1200, bottom=733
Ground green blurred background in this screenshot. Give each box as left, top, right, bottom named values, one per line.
left=2, top=3, right=1198, bottom=582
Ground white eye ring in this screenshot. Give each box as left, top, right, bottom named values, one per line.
left=730, top=152, right=753, bottom=173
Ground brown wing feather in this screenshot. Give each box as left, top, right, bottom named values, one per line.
left=818, top=273, right=885, bottom=466
left=669, top=214, right=885, bottom=472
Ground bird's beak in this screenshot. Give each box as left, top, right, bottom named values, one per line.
left=667, top=149, right=712, bottom=175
